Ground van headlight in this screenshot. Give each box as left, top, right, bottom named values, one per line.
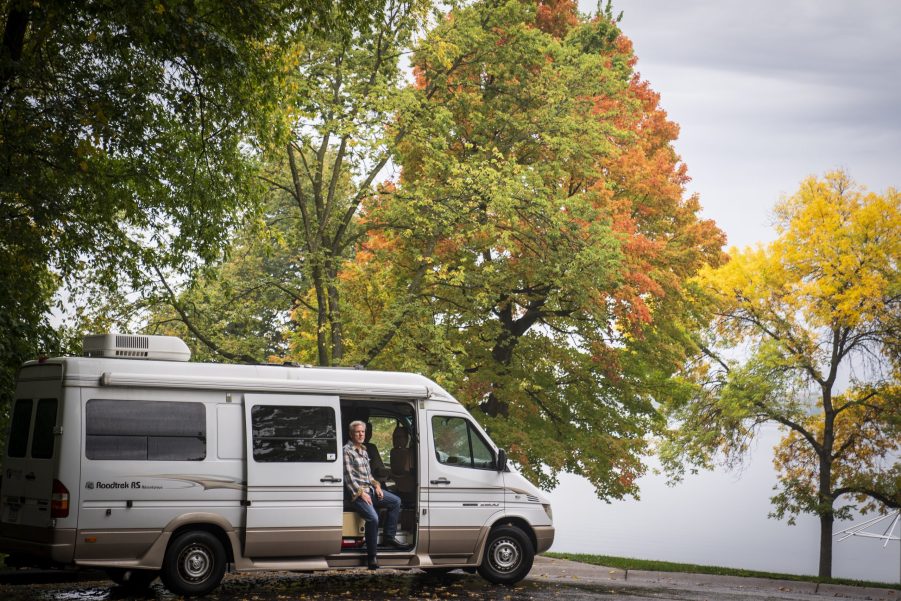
left=542, top=503, right=553, bottom=522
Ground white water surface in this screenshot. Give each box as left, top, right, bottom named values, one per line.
left=546, top=425, right=899, bottom=584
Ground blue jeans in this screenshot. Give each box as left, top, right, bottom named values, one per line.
left=352, top=488, right=401, bottom=558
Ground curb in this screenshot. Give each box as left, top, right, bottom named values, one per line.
left=530, top=556, right=900, bottom=600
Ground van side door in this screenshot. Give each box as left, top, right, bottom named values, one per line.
left=425, top=412, right=505, bottom=559
left=243, top=394, right=343, bottom=557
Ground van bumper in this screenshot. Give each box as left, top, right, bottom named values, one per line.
left=534, top=525, right=554, bottom=554
left=0, top=523, right=76, bottom=565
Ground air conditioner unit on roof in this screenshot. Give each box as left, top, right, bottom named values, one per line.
left=83, top=333, right=191, bottom=362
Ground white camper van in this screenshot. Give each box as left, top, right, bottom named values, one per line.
left=0, top=334, right=554, bottom=596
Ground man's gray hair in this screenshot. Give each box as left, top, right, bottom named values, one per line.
left=349, top=420, right=367, bottom=432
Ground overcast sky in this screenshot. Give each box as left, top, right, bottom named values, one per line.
left=583, top=0, right=901, bottom=249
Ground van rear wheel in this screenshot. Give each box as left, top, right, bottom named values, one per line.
left=477, top=525, right=534, bottom=585
left=161, top=530, right=226, bottom=596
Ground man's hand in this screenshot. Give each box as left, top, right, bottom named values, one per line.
left=360, top=490, right=373, bottom=505
left=374, top=483, right=384, bottom=500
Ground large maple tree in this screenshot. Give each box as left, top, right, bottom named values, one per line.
left=339, top=0, right=725, bottom=498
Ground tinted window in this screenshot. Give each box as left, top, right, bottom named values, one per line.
left=252, top=405, right=337, bottom=463
left=7, top=399, right=33, bottom=458
left=86, top=400, right=206, bottom=461
left=31, top=398, right=58, bottom=459
left=432, top=415, right=495, bottom=470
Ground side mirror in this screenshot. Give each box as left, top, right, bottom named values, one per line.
left=496, top=448, right=507, bottom=472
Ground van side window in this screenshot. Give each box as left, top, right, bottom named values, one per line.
left=86, top=399, right=206, bottom=461
left=31, top=398, right=58, bottom=459
left=251, top=405, right=337, bottom=463
left=7, top=399, right=33, bottom=458
left=432, top=415, right=495, bottom=470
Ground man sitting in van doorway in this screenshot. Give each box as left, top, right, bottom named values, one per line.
left=344, top=420, right=403, bottom=569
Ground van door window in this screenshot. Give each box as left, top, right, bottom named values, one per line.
left=251, top=405, right=337, bottom=463
left=432, top=415, right=495, bottom=469
left=31, top=398, right=58, bottom=459
left=86, top=399, right=206, bottom=461
left=7, top=398, right=33, bottom=458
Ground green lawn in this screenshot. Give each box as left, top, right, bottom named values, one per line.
left=544, top=552, right=900, bottom=591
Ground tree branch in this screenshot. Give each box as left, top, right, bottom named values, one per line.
left=153, top=265, right=259, bottom=364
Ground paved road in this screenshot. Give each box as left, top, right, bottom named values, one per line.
left=0, top=556, right=897, bottom=601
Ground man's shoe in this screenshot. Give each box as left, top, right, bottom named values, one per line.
left=367, top=559, right=379, bottom=570
left=383, top=537, right=405, bottom=548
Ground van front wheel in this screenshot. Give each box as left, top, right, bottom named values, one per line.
left=161, top=530, right=226, bottom=596
left=477, top=525, right=534, bottom=585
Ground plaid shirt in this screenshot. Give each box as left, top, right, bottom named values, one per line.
left=343, top=440, right=375, bottom=499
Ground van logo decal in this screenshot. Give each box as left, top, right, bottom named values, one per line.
left=151, top=475, right=245, bottom=491
left=83, top=476, right=243, bottom=491
left=87, top=480, right=143, bottom=489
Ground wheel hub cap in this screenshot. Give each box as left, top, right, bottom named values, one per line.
left=180, top=545, right=211, bottom=581
left=490, top=538, right=520, bottom=573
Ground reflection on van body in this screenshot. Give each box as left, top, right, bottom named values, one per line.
left=0, top=334, right=553, bottom=596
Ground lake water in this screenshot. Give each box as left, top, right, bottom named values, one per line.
left=545, top=425, right=900, bottom=584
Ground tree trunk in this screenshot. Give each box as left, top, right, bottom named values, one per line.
left=1, top=5, right=29, bottom=90
left=480, top=299, right=544, bottom=418
left=311, top=264, right=329, bottom=366
left=817, top=510, right=834, bottom=579
left=327, top=263, right=343, bottom=363
left=817, top=387, right=836, bottom=579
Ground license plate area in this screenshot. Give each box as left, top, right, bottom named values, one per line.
left=4, top=502, right=20, bottom=523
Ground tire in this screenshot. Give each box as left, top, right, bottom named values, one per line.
left=106, top=568, right=159, bottom=590
left=160, top=530, right=226, bottom=596
left=477, top=525, right=534, bottom=585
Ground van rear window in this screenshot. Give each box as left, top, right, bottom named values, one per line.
left=86, top=399, right=206, bottom=461
left=31, top=398, right=58, bottom=459
left=7, top=399, right=33, bottom=458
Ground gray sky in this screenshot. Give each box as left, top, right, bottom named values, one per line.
left=584, top=0, right=901, bottom=248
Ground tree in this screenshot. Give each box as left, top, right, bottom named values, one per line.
left=257, top=0, right=429, bottom=366
left=146, top=193, right=303, bottom=363
left=150, top=0, right=433, bottom=366
left=137, top=0, right=724, bottom=503
left=661, top=171, right=901, bottom=578
left=0, top=0, right=325, bottom=442
left=339, top=0, right=725, bottom=498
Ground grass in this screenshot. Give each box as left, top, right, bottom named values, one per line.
left=544, top=552, right=900, bottom=591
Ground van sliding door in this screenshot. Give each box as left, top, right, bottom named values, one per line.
left=243, top=394, right=343, bottom=558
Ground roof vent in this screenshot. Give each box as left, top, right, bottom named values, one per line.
left=83, top=333, right=191, bottom=362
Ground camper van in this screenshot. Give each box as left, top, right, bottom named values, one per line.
left=0, top=334, right=554, bottom=596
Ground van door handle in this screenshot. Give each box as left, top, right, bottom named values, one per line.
left=320, top=475, right=341, bottom=483
left=24, top=472, right=35, bottom=481
left=430, top=477, right=450, bottom=485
